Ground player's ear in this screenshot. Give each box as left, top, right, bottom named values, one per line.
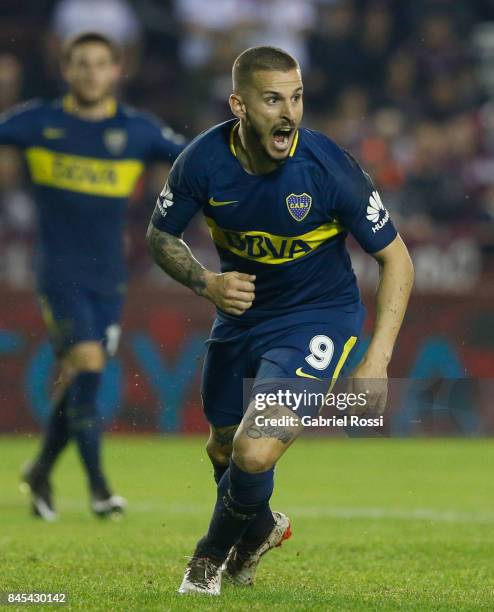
left=229, top=93, right=246, bottom=120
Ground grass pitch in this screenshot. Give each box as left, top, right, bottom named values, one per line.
left=1, top=435, right=493, bottom=611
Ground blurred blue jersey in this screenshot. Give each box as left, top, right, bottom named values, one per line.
left=151, top=119, right=397, bottom=323
left=0, top=96, right=184, bottom=292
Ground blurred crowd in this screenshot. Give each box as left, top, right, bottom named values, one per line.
left=1, top=0, right=494, bottom=289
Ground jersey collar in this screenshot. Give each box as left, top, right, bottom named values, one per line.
left=229, top=121, right=299, bottom=159
left=62, top=94, right=117, bottom=118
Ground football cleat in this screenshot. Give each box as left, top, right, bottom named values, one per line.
left=20, top=462, right=57, bottom=522
left=178, top=555, right=223, bottom=595
left=223, top=511, right=292, bottom=586
left=91, top=484, right=127, bottom=518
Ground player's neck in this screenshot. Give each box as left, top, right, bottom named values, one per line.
left=64, top=94, right=116, bottom=121
left=236, top=123, right=281, bottom=175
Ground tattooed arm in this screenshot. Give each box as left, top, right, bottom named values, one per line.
left=146, top=223, right=256, bottom=316
left=146, top=223, right=208, bottom=296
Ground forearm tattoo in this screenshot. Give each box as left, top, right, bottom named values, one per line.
left=241, top=405, right=298, bottom=444
left=213, top=425, right=238, bottom=448
left=146, top=224, right=207, bottom=295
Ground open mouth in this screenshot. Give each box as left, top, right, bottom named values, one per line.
left=272, top=127, right=294, bottom=152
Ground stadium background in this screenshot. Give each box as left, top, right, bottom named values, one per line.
left=1, top=0, right=494, bottom=436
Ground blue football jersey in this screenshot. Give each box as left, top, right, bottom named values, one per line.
left=151, top=119, right=397, bottom=323
left=0, top=96, right=184, bottom=292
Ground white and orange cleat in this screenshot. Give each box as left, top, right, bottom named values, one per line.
left=223, top=511, right=292, bottom=586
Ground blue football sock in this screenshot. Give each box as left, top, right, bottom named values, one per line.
left=237, top=505, right=276, bottom=552
left=34, top=388, right=71, bottom=477
left=210, top=458, right=275, bottom=551
left=67, top=371, right=106, bottom=492
left=195, top=459, right=274, bottom=561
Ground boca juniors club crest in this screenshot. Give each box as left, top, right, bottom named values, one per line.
left=286, top=192, right=312, bottom=222
left=103, top=129, right=127, bottom=155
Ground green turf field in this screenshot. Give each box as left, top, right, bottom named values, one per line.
left=1, top=436, right=493, bottom=611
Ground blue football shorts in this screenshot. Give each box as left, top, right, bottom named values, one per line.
left=201, top=304, right=365, bottom=428
left=37, top=283, right=125, bottom=357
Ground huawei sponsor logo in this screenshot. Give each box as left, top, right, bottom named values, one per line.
left=366, top=190, right=389, bottom=233
left=156, top=182, right=174, bottom=217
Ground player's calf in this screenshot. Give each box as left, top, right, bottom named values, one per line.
left=206, top=424, right=238, bottom=483
left=64, top=345, right=126, bottom=517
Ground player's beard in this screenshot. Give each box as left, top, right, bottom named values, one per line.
left=244, top=111, right=287, bottom=164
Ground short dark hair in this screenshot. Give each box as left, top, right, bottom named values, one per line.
left=62, top=32, right=121, bottom=64
left=232, top=46, right=300, bottom=93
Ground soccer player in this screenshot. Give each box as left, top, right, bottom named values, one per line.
left=147, top=46, right=414, bottom=595
left=0, top=32, right=184, bottom=520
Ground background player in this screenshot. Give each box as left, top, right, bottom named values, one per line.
left=147, top=46, right=414, bottom=594
left=0, top=32, right=184, bottom=520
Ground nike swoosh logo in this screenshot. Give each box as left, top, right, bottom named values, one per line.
left=43, top=128, right=66, bottom=139
left=208, top=197, right=239, bottom=207
left=295, top=367, right=324, bottom=381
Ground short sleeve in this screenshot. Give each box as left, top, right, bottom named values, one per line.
left=333, top=152, right=397, bottom=253
left=150, top=148, right=204, bottom=236
left=143, top=115, right=186, bottom=163
left=0, top=101, right=41, bottom=148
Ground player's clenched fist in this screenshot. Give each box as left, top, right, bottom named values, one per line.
left=203, top=271, right=256, bottom=315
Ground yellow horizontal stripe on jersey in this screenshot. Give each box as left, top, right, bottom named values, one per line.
left=205, top=216, right=344, bottom=264
left=25, top=147, right=144, bottom=198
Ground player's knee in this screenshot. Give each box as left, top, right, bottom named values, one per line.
left=233, top=451, right=273, bottom=474
left=68, top=341, right=106, bottom=373
left=205, top=437, right=231, bottom=466
left=232, top=440, right=275, bottom=474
